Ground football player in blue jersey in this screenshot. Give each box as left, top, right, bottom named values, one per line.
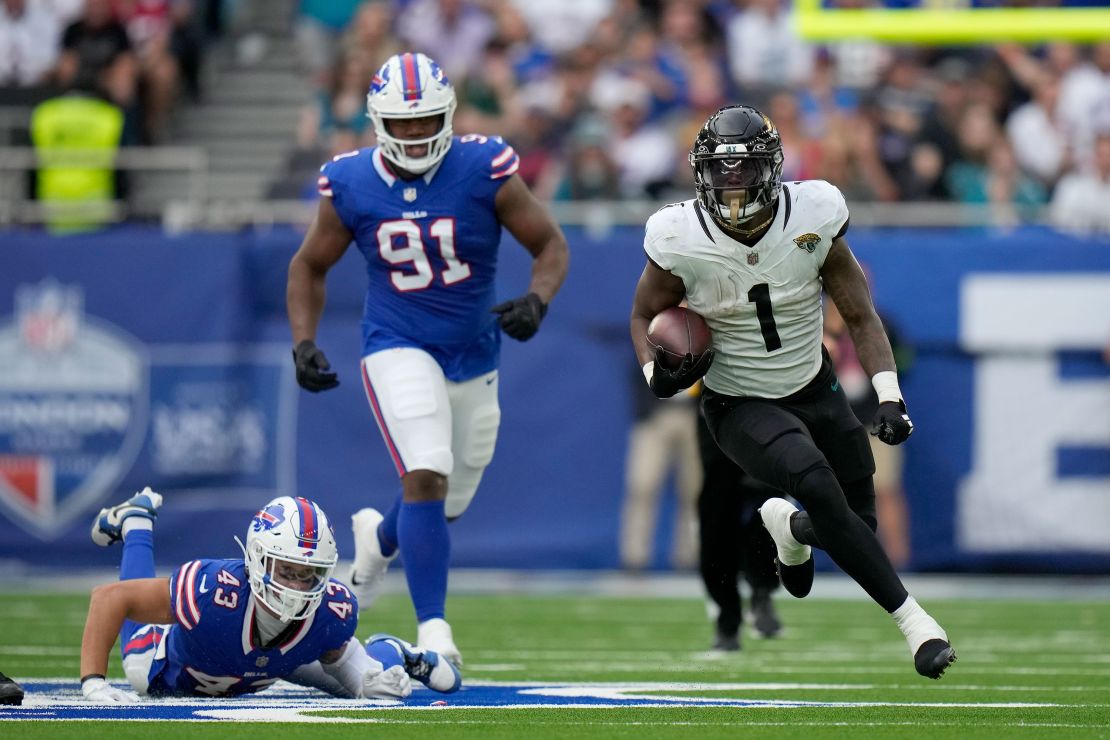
left=78, top=488, right=460, bottom=703
left=287, top=52, right=569, bottom=666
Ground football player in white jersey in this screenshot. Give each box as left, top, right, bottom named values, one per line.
left=629, top=105, right=956, bottom=679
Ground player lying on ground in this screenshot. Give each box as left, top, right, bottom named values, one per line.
left=79, top=489, right=460, bottom=703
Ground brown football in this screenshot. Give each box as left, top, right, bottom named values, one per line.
left=647, top=306, right=712, bottom=370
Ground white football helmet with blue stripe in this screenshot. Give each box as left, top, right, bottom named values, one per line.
left=241, top=496, right=338, bottom=622
left=366, top=52, right=457, bottom=174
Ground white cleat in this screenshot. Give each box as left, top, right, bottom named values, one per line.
left=417, top=617, right=463, bottom=668
left=349, top=508, right=397, bottom=610
left=91, top=487, right=163, bottom=547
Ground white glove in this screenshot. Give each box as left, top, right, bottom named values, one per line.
left=81, top=676, right=139, bottom=703
left=362, top=664, right=412, bottom=700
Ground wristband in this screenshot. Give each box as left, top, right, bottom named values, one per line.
left=642, top=361, right=655, bottom=387
left=871, top=371, right=903, bottom=405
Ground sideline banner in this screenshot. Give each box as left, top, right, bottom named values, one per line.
left=0, top=226, right=1106, bottom=573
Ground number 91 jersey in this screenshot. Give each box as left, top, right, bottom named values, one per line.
left=644, top=180, right=849, bottom=399
left=318, top=135, right=521, bottom=382
left=148, top=558, right=357, bottom=697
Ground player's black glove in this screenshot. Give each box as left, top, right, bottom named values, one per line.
left=293, top=339, right=339, bottom=392
left=648, top=346, right=714, bottom=399
left=492, top=292, right=547, bottom=341
left=871, top=400, right=914, bottom=445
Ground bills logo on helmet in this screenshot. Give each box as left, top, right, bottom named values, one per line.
left=252, top=502, right=286, bottom=532
left=369, top=65, right=390, bottom=95
left=427, top=59, right=449, bottom=86
left=0, top=279, right=148, bottom=540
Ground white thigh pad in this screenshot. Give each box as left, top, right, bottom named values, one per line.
left=444, top=372, right=501, bottom=517
left=362, top=348, right=453, bottom=476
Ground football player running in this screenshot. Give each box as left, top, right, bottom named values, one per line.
left=286, top=52, right=569, bottom=667
left=629, top=105, right=956, bottom=679
left=79, top=489, right=460, bottom=703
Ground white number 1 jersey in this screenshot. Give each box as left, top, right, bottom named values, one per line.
left=644, top=180, right=850, bottom=399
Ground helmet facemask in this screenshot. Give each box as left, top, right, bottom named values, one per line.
left=239, top=497, right=338, bottom=623
left=692, top=146, right=784, bottom=230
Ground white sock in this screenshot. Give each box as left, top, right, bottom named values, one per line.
left=122, top=517, right=153, bottom=538
left=892, top=596, right=947, bottom=655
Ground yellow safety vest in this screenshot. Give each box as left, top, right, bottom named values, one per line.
left=30, top=95, right=124, bottom=233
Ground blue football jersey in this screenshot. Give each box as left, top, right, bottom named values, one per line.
left=147, top=559, right=356, bottom=697
left=318, top=135, right=520, bottom=381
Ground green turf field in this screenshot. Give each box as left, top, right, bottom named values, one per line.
left=2, top=589, right=1108, bottom=738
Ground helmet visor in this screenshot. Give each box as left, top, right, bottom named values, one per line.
left=700, top=154, right=776, bottom=192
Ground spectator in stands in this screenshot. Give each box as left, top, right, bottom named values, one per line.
left=951, top=138, right=1047, bottom=228
left=1058, top=42, right=1110, bottom=163
left=297, top=51, right=373, bottom=154
left=0, top=0, right=63, bottom=88
left=550, top=115, right=621, bottom=202
left=919, top=57, right=972, bottom=179
left=115, top=0, right=184, bottom=142
left=341, top=1, right=402, bottom=76
left=294, top=0, right=362, bottom=88
left=56, top=0, right=136, bottom=107
left=725, top=0, right=814, bottom=105
left=1050, top=130, right=1110, bottom=236
left=595, top=77, right=677, bottom=199
left=872, top=51, right=930, bottom=197
left=1006, top=70, right=1072, bottom=187
left=396, top=0, right=495, bottom=85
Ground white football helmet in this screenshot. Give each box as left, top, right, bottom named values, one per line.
left=366, top=52, right=457, bottom=174
left=239, top=496, right=338, bottom=622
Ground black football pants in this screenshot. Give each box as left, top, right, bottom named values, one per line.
left=700, top=352, right=908, bottom=613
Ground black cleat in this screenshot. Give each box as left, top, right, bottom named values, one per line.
left=711, top=629, right=740, bottom=652
left=749, top=587, right=783, bottom=638
left=0, top=672, right=24, bottom=706
left=775, top=558, right=814, bottom=599
left=914, top=639, right=957, bottom=679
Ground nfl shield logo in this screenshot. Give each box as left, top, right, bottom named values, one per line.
left=403, top=187, right=417, bottom=202
left=256, top=656, right=269, bottom=668
left=747, top=252, right=759, bottom=265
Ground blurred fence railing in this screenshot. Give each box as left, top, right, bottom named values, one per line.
left=0, top=144, right=1052, bottom=233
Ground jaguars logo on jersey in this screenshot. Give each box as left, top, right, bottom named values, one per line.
left=793, top=233, right=820, bottom=253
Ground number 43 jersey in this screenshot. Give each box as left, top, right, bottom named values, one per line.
left=147, top=558, right=357, bottom=697
left=319, top=136, right=520, bottom=382
left=644, top=180, right=849, bottom=400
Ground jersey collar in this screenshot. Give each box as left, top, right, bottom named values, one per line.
left=372, top=148, right=443, bottom=188
left=242, top=596, right=316, bottom=655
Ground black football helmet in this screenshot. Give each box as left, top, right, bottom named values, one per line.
left=690, top=105, right=784, bottom=230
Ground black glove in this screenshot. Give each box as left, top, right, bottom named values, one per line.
left=871, top=400, right=914, bottom=445
left=648, top=346, right=714, bottom=399
left=492, top=292, right=547, bottom=341
left=292, top=339, right=339, bottom=392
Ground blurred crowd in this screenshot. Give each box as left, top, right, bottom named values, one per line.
left=4, top=0, right=1109, bottom=233
left=0, top=0, right=221, bottom=144
left=287, top=0, right=1110, bottom=232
